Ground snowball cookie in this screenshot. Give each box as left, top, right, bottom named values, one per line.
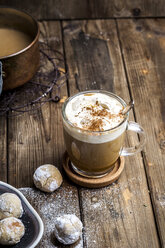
left=0, top=193, right=23, bottom=220
left=0, top=217, right=25, bottom=245
left=54, top=214, right=83, bottom=245
left=33, top=164, right=63, bottom=193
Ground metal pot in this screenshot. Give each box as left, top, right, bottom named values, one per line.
left=0, top=7, right=40, bottom=93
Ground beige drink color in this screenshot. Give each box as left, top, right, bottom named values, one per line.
left=63, top=92, right=127, bottom=177
left=0, top=28, right=32, bottom=57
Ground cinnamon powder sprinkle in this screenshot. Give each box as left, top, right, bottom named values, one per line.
left=91, top=108, right=111, bottom=118
left=73, top=102, right=124, bottom=131
left=83, top=106, right=111, bottom=131
left=85, top=105, right=111, bottom=116
left=88, top=119, right=104, bottom=131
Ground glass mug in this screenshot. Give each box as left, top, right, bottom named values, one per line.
left=62, top=90, right=145, bottom=178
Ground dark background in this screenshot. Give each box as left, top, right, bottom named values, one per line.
left=0, top=0, right=164, bottom=20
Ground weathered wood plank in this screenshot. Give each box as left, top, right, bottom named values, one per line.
left=0, top=117, right=7, bottom=182
left=19, top=187, right=83, bottom=248
left=7, top=21, right=82, bottom=247
left=1, top=0, right=165, bottom=19
left=117, top=18, right=165, bottom=247
left=7, top=21, right=67, bottom=187
left=63, top=19, right=160, bottom=247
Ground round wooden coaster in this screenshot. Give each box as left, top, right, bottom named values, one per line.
left=63, top=152, right=125, bottom=188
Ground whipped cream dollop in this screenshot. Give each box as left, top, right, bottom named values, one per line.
left=65, top=93, right=124, bottom=131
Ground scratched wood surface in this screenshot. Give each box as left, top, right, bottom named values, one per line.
left=0, top=6, right=165, bottom=248
left=62, top=19, right=160, bottom=248
left=7, top=21, right=68, bottom=187
left=2, top=21, right=81, bottom=247
left=117, top=18, right=165, bottom=247
left=1, top=0, right=165, bottom=19
left=0, top=117, right=7, bottom=182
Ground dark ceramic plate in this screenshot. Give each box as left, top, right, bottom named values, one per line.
left=0, top=181, right=44, bottom=248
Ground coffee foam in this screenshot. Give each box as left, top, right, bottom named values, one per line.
left=65, top=93, right=124, bottom=130
left=63, top=120, right=127, bottom=144
left=64, top=92, right=127, bottom=143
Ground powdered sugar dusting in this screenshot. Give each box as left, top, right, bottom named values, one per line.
left=19, top=173, right=157, bottom=248
left=157, top=194, right=165, bottom=208
left=0, top=193, right=23, bottom=219
left=19, top=186, right=83, bottom=248
left=33, top=165, right=51, bottom=182
left=49, top=180, right=58, bottom=192
left=0, top=217, right=25, bottom=245
left=33, top=164, right=63, bottom=192
left=54, top=214, right=83, bottom=245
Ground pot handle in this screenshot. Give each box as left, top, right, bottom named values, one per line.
left=0, top=61, right=3, bottom=94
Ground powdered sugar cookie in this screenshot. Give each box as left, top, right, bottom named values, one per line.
left=33, top=164, right=63, bottom=193
left=0, top=193, right=23, bottom=220
left=54, top=214, right=83, bottom=245
left=0, top=217, right=25, bottom=245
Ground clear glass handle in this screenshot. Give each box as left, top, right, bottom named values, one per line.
left=121, top=121, right=146, bottom=156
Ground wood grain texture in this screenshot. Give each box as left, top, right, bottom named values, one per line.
left=0, top=117, right=7, bottom=182
left=63, top=19, right=159, bottom=247
left=7, top=21, right=66, bottom=187
left=19, top=187, right=83, bottom=248
left=6, top=22, right=82, bottom=247
left=117, top=18, right=165, bottom=247
left=1, top=0, right=165, bottom=19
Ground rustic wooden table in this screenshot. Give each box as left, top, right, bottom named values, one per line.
left=0, top=4, right=165, bottom=247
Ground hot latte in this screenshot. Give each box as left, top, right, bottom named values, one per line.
left=62, top=91, right=127, bottom=177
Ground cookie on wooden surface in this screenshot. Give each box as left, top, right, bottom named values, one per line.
left=33, top=164, right=63, bottom=193
left=54, top=214, right=83, bottom=245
